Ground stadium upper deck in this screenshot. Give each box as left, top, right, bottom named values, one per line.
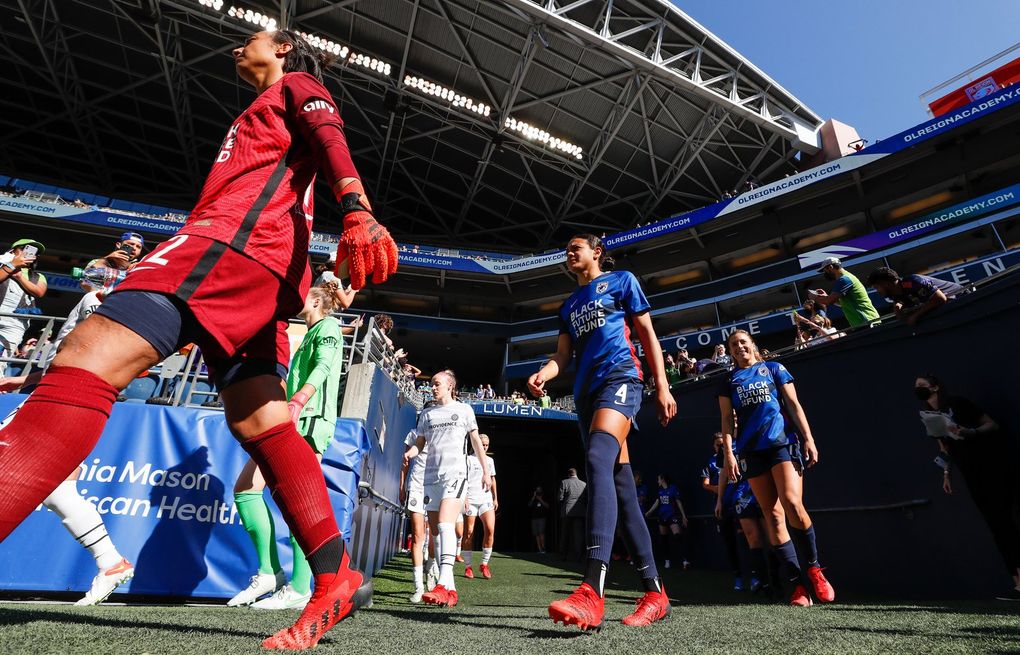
left=0, top=0, right=819, bottom=254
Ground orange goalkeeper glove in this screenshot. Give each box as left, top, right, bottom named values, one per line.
left=334, top=179, right=398, bottom=289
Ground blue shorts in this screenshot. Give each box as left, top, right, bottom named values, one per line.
left=576, top=375, right=643, bottom=439
left=738, top=443, right=802, bottom=479
left=733, top=483, right=761, bottom=519
left=657, top=515, right=682, bottom=527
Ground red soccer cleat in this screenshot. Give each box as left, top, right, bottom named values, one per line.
left=622, top=585, right=671, bottom=626
left=790, top=584, right=813, bottom=607
left=422, top=584, right=459, bottom=607
left=549, top=583, right=604, bottom=631
left=262, top=549, right=372, bottom=650
left=806, top=566, right=835, bottom=603
left=464, top=566, right=475, bottom=579
left=480, top=563, right=492, bottom=579
left=455, top=554, right=465, bottom=563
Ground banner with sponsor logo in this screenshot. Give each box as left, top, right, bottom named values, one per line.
left=0, top=398, right=369, bottom=599
left=467, top=400, right=576, bottom=421
left=798, top=183, right=1020, bottom=269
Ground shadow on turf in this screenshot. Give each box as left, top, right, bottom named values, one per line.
left=823, top=603, right=1020, bottom=617
left=0, top=607, right=264, bottom=639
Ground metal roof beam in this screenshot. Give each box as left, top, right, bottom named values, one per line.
left=499, top=0, right=821, bottom=153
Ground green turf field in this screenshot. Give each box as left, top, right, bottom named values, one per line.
left=1, top=553, right=1018, bottom=654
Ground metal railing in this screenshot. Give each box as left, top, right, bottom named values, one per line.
left=353, top=315, right=426, bottom=409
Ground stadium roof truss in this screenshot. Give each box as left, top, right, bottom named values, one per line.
left=0, top=0, right=823, bottom=252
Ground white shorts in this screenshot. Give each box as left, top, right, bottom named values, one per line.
left=424, top=478, right=467, bottom=512
left=464, top=500, right=495, bottom=517
left=406, top=483, right=426, bottom=516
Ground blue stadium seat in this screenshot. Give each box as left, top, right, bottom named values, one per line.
left=121, top=375, right=157, bottom=403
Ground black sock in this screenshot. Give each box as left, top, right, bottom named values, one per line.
left=641, top=576, right=662, bottom=593
left=307, top=535, right=345, bottom=576
left=584, top=558, right=608, bottom=597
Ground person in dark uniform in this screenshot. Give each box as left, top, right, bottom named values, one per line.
left=645, top=474, right=689, bottom=570
left=916, top=374, right=1020, bottom=600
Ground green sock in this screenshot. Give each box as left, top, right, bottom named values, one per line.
left=234, top=491, right=281, bottom=575
left=290, top=535, right=311, bottom=595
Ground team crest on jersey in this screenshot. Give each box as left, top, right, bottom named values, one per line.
left=451, top=414, right=459, bottom=422
left=758, top=365, right=768, bottom=376
left=409, top=497, right=417, bottom=507
left=595, top=281, right=609, bottom=294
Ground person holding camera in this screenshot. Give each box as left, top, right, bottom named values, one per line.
left=529, top=487, right=550, bottom=553
left=86, top=232, right=145, bottom=271
left=0, top=239, right=47, bottom=374
left=915, top=374, right=1020, bottom=600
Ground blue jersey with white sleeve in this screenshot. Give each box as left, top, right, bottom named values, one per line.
left=701, top=453, right=723, bottom=487
left=559, top=270, right=650, bottom=401
left=718, top=361, right=795, bottom=453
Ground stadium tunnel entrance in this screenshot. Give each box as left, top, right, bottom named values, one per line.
left=471, top=416, right=584, bottom=553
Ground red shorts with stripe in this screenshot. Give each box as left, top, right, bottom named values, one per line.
left=111, top=234, right=308, bottom=378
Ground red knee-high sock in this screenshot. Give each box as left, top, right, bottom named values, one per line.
left=241, top=421, right=340, bottom=556
left=0, top=366, right=118, bottom=541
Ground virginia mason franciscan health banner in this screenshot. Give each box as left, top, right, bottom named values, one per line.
left=0, top=398, right=369, bottom=599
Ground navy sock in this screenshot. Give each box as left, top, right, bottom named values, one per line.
left=720, top=519, right=740, bottom=576
left=773, top=540, right=802, bottom=585
left=614, top=463, right=659, bottom=585
left=749, top=547, right=765, bottom=579
left=584, top=430, right=620, bottom=565
left=790, top=525, right=820, bottom=568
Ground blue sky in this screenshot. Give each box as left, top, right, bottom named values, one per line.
left=676, top=0, right=1020, bottom=142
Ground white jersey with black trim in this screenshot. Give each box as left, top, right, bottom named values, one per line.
left=404, top=429, right=427, bottom=490
left=466, top=454, right=496, bottom=500
left=416, top=400, right=477, bottom=484
left=44, top=291, right=102, bottom=370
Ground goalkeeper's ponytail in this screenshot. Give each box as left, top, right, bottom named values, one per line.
left=272, top=29, right=334, bottom=83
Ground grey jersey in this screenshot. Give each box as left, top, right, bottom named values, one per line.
left=416, top=401, right=477, bottom=484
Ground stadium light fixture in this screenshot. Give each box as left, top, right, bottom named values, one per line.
left=403, top=75, right=492, bottom=117
left=197, top=2, right=392, bottom=78
left=504, top=117, right=583, bottom=160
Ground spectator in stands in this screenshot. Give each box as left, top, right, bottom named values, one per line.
left=558, top=468, right=587, bottom=561
left=793, top=313, right=839, bottom=348
left=314, top=257, right=358, bottom=309
left=808, top=257, right=880, bottom=328
left=801, top=298, right=827, bottom=321
left=87, top=232, right=145, bottom=271
left=539, top=390, right=552, bottom=408
left=915, top=374, right=1020, bottom=600
left=0, top=239, right=47, bottom=373
left=665, top=355, right=683, bottom=387
left=711, top=344, right=733, bottom=369
left=867, top=267, right=966, bottom=327
left=484, top=384, right=495, bottom=399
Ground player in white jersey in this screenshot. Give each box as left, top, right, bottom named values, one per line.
left=0, top=266, right=135, bottom=605
left=401, top=427, right=435, bottom=602
left=403, top=370, right=489, bottom=608
left=461, top=433, right=498, bottom=579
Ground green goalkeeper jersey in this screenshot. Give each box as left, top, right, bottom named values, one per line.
left=287, top=317, right=345, bottom=453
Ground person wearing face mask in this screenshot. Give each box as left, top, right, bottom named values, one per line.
left=807, top=257, right=879, bottom=329
left=915, top=374, right=1020, bottom=601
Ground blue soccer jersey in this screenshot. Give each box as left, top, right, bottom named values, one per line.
left=701, top=452, right=723, bottom=487
left=656, top=484, right=681, bottom=520
left=718, top=361, right=795, bottom=453
left=559, top=270, right=650, bottom=401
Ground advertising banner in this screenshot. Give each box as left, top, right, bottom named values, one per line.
left=0, top=398, right=369, bottom=599
left=798, top=183, right=1020, bottom=269
left=467, top=400, right=576, bottom=421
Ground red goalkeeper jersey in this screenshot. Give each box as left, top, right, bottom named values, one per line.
left=178, top=71, right=360, bottom=291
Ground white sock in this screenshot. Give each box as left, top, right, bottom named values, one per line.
left=463, top=550, right=473, bottom=566
left=482, top=547, right=492, bottom=565
left=412, top=565, right=423, bottom=591
left=438, top=522, right=456, bottom=589
left=44, top=480, right=122, bottom=570
left=456, top=543, right=462, bottom=558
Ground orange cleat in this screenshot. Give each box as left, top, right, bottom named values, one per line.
left=422, top=584, right=459, bottom=607
left=262, top=549, right=372, bottom=650
left=455, top=554, right=465, bottom=563
left=622, top=585, right=671, bottom=626
left=479, top=563, right=492, bottom=579
left=464, top=566, right=474, bottom=579
left=549, top=583, right=604, bottom=631
left=806, top=566, right=835, bottom=603
left=790, top=584, right=813, bottom=607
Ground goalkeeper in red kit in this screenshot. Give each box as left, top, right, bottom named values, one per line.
left=0, top=30, right=396, bottom=650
